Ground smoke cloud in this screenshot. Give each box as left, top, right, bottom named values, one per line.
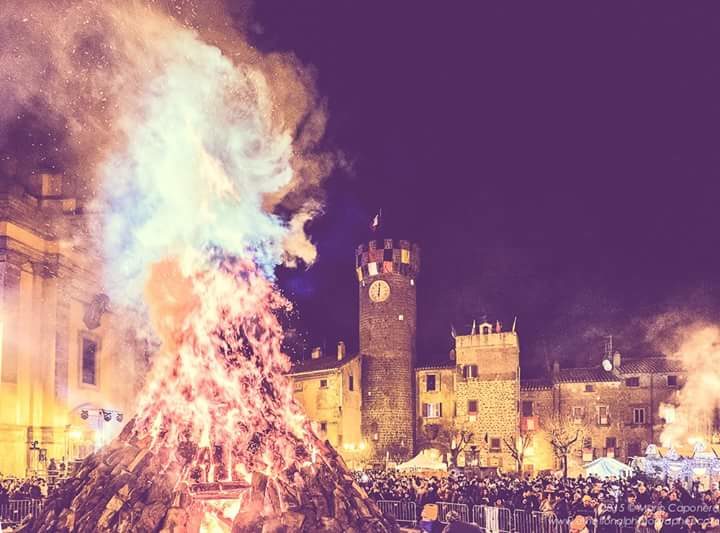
left=658, top=323, right=720, bottom=447
left=0, top=0, right=331, bottom=305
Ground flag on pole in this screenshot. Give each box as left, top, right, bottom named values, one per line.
left=450, top=324, right=457, bottom=339
left=495, top=320, right=502, bottom=333
left=371, top=210, right=381, bottom=231
left=512, top=316, right=518, bottom=333
left=471, top=319, right=476, bottom=335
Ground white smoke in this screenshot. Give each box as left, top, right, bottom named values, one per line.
left=0, top=0, right=331, bottom=306
left=659, top=324, right=720, bottom=447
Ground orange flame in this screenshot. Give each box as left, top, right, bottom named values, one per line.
left=132, top=250, right=316, bottom=486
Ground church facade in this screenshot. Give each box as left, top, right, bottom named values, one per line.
left=289, top=236, right=715, bottom=475
left=0, top=174, right=142, bottom=477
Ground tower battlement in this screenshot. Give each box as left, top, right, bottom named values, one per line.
left=355, top=238, right=420, bottom=282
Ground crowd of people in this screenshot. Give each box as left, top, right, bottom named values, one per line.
left=0, top=476, right=48, bottom=504
left=355, top=470, right=720, bottom=531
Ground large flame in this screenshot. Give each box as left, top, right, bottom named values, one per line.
left=3, top=1, right=333, bottom=528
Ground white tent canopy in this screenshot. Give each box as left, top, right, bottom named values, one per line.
left=396, top=448, right=448, bottom=472
left=584, top=457, right=633, bottom=479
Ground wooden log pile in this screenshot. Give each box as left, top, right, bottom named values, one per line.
left=20, top=421, right=398, bottom=533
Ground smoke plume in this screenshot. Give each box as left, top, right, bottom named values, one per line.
left=0, top=0, right=331, bottom=305
left=658, top=323, right=720, bottom=447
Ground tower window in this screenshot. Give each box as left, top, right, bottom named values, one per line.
left=422, top=402, right=442, bottom=418
left=319, top=379, right=328, bottom=389
left=467, top=400, right=478, bottom=414
left=667, top=375, right=678, bottom=387
left=426, top=374, right=437, bottom=392
left=398, top=314, right=404, bottom=321
left=81, top=336, right=98, bottom=386
left=348, top=374, right=354, bottom=391
left=462, top=365, right=478, bottom=379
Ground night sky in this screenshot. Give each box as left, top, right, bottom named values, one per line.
left=251, top=3, right=720, bottom=374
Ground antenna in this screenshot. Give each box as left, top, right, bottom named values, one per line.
left=604, top=335, right=613, bottom=361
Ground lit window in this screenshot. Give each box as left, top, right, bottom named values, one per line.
left=597, top=406, right=609, bottom=425
left=468, top=400, right=478, bottom=414
left=667, top=375, right=678, bottom=387
left=81, top=337, right=98, bottom=386
left=422, top=403, right=442, bottom=418
left=319, top=379, right=328, bottom=389
left=410, top=279, right=415, bottom=286
left=625, top=377, right=640, bottom=387
left=398, top=314, right=404, bottom=321
left=426, top=374, right=437, bottom=392
left=633, top=407, right=646, bottom=425
left=293, top=381, right=303, bottom=392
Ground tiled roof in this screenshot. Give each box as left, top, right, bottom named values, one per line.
left=416, top=362, right=455, bottom=371
left=290, top=352, right=359, bottom=375
left=520, top=378, right=553, bottom=391
left=617, top=357, right=684, bottom=375
left=556, top=367, right=620, bottom=383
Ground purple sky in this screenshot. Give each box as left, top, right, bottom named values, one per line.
left=251, top=3, right=720, bottom=373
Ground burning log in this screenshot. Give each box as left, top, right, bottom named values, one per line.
left=23, top=258, right=398, bottom=532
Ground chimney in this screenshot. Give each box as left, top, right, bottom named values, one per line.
left=311, top=347, right=322, bottom=360
left=612, top=351, right=621, bottom=370
left=337, top=341, right=346, bottom=361
left=552, top=360, right=560, bottom=377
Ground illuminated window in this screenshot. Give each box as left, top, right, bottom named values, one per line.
left=467, top=400, right=478, bottom=414
left=81, top=336, right=98, bottom=386
left=597, top=405, right=609, bottom=425
left=422, top=403, right=442, bottom=418
left=293, top=381, right=303, bottom=392
left=625, top=377, right=640, bottom=387
left=319, top=379, right=328, bottom=389
left=426, top=374, right=437, bottom=392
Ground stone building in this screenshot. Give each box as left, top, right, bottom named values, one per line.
left=0, top=174, right=141, bottom=477
left=288, top=235, right=711, bottom=474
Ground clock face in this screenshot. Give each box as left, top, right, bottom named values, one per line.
left=369, top=280, right=391, bottom=302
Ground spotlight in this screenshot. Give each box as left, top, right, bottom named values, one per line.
left=80, top=410, right=89, bottom=420
left=116, top=412, right=123, bottom=423
left=102, top=410, right=112, bottom=422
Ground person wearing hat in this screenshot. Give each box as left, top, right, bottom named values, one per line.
left=441, top=510, right=481, bottom=533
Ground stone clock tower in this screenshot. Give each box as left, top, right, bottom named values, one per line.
left=355, top=238, right=420, bottom=461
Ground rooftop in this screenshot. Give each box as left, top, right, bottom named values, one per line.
left=290, top=352, right=359, bottom=375
left=617, top=357, right=684, bottom=375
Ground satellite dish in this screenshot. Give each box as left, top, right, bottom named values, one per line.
left=602, top=358, right=613, bottom=372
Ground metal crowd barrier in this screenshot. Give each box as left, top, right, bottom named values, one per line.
left=0, top=499, right=45, bottom=526
left=437, top=501, right=472, bottom=523
left=375, top=499, right=417, bottom=527
left=473, top=505, right=514, bottom=532
left=372, top=499, right=641, bottom=533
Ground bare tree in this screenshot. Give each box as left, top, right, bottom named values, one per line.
left=503, top=430, right=534, bottom=474
left=547, top=414, right=585, bottom=479
left=416, top=419, right=474, bottom=467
